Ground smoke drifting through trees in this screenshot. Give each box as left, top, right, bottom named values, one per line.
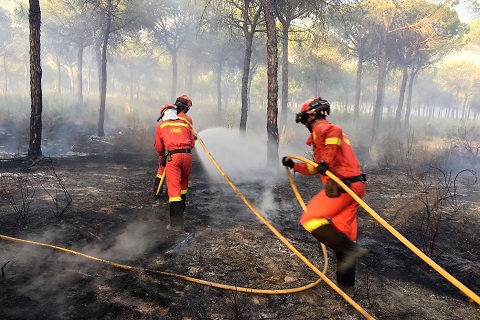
left=1, top=0, right=480, bottom=165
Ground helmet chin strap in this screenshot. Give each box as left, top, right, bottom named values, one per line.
left=306, top=114, right=325, bottom=132
left=306, top=117, right=315, bottom=132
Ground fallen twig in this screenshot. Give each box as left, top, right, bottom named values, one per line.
left=2, top=261, right=10, bottom=277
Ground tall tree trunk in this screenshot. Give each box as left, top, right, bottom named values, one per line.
left=404, top=66, right=414, bottom=128
left=262, top=0, right=279, bottom=167
left=97, top=1, right=112, bottom=137
left=354, top=51, right=363, bottom=126
left=68, top=65, right=74, bottom=93
left=239, top=1, right=262, bottom=133
left=56, top=56, right=61, bottom=94
left=240, top=32, right=253, bottom=132
left=395, top=64, right=408, bottom=128
left=129, top=64, right=133, bottom=103
left=77, top=43, right=84, bottom=105
left=216, top=61, right=223, bottom=122
left=170, top=50, right=177, bottom=102
left=2, top=55, right=7, bottom=95
left=187, top=59, right=193, bottom=94
left=279, top=19, right=290, bottom=138
left=372, top=31, right=387, bottom=144
left=28, top=0, right=43, bottom=157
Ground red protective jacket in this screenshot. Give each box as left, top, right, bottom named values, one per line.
left=292, top=119, right=365, bottom=241
left=156, top=113, right=193, bottom=176
left=154, top=119, right=195, bottom=202
left=177, top=111, right=192, bottom=125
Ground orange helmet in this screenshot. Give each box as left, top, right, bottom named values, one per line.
left=157, top=104, right=177, bottom=121
left=174, top=94, right=192, bottom=113
left=296, top=97, right=330, bottom=124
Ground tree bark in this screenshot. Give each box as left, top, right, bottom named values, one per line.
left=2, top=55, right=7, bottom=95
left=261, top=0, right=279, bottom=166
left=354, top=51, right=363, bottom=126
left=279, top=18, right=290, bottom=138
left=216, top=61, right=223, bottom=122
left=28, top=0, right=43, bottom=158
left=170, top=50, right=177, bottom=102
left=372, top=30, right=387, bottom=144
left=395, top=63, right=408, bottom=127
left=56, top=56, right=61, bottom=94
left=404, top=64, right=417, bottom=128
left=239, top=0, right=262, bottom=133
left=77, top=43, right=84, bottom=105
left=240, top=31, right=253, bottom=132
left=97, top=0, right=113, bottom=137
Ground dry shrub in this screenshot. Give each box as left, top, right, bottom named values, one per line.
left=444, top=121, right=480, bottom=167
left=121, top=102, right=149, bottom=151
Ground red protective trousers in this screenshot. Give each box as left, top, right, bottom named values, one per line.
left=165, top=152, right=192, bottom=202
left=300, top=181, right=365, bottom=241
left=154, top=119, right=195, bottom=202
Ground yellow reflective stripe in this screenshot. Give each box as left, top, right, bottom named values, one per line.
left=169, top=196, right=182, bottom=202
left=302, top=218, right=329, bottom=232
left=156, top=173, right=162, bottom=178
left=160, top=122, right=189, bottom=129
left=307, top=164, right=317, bottom=175
left=181, top=189, right=188, bottom=195
left=325, top=137, right=341, bottom=146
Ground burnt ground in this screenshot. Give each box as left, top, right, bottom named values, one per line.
left=0, top=134, right=479, bottom=320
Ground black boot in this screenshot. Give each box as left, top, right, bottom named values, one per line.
left=181, top=194, right=187, bottom=211
left=168, top=201, right=184, bottom=231
left=310, top=224, right=355, bottom=254
left=310, top=224, right=367, bottom=275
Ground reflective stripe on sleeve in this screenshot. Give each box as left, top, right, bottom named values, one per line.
left=302, top=218, right=329, bottom=232
left=325, top=137, right=341, bottom=146
left=169, top=196, right=182, bottom=202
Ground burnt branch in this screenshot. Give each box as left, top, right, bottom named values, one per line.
left=226, top=279, right=253, bottom=319
left=407, top=166, right=476, bottom=258
left=40, top=157, right=72, bottom=218
left=1, top=261, right=10, bottom=277
left=1, top=173, right=35, bottom=224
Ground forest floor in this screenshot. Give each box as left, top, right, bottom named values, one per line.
left=0, top=131, right=479, bottom=320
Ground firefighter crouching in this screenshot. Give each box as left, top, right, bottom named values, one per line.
left=154, top=104, right=195, bottom=231
left=282, top=97, right=368, bottom=296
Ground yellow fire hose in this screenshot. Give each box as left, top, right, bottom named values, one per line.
left=284, top=155, right=480, bottom=306
left=192, top=129, right=375, bottom=319
left=0, top=126, right=376, bottom=319
left=155, top=169, right=166, bottom=196
left=0, top=233, right=323, bottom=294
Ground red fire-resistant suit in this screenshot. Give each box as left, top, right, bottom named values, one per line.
left=291, top=118, right=365, bottom=241
left=156, top=112, right=193, bottom=178
left=154, top=119, right=195, bottom=205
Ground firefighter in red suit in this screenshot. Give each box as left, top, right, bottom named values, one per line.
left=154, top=104, right=195, bottom=230
left=153, top=95, right=193, bottom=197
left=282, top=97, right=368, bottom=295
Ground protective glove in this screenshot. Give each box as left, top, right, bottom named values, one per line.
left=281, top=156, right=294, bottom=169
left=316, top=161, right=329, bottom=175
